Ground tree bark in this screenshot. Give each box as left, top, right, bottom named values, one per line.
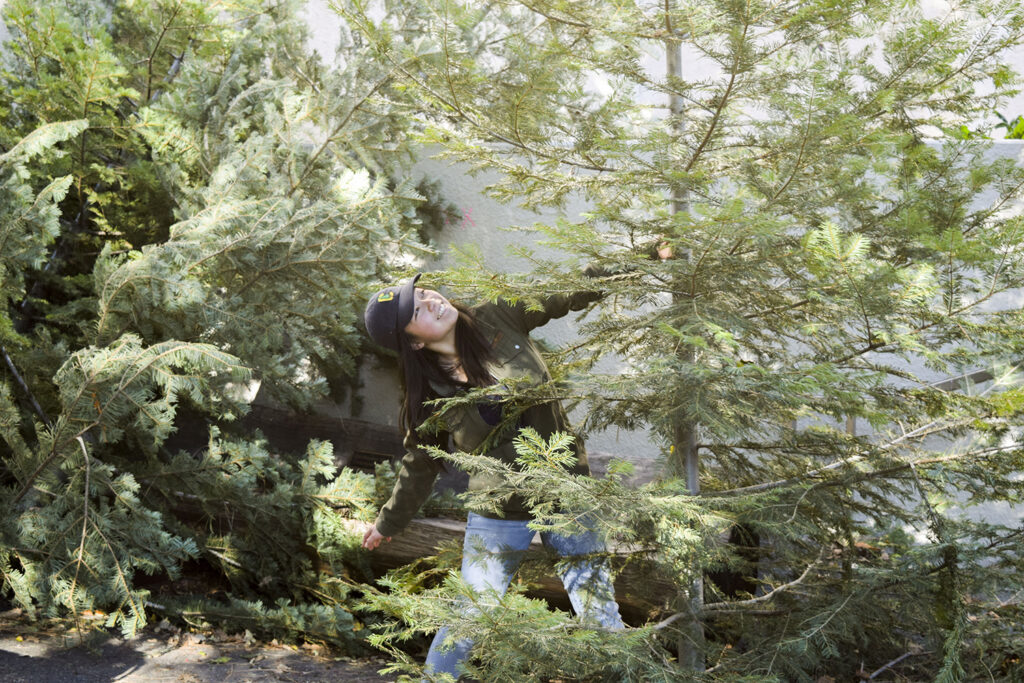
left=341, top=517, right=672, bottom=624
left=665, top=2, right=705, bottom=669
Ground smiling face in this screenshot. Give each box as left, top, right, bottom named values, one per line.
left=403, top=287, right=458, bottom=352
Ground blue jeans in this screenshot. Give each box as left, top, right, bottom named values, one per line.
left=423, top=512, right=624, bottom=681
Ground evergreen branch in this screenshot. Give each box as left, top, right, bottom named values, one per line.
left=205, top=547, right=243, bottom=569
left=287, top=74, right=394, bottom=196
left=843, top=257, right=874, bottom=348
left=962, top=174, right=1024, bottom=239
left=386, top=53, right=617, bottom=173
left=145, top=1, right=184, bottom=103
left=869, top=651, right=931, bottom=679
left=13, top=426, right=104, bottom=506
left=768, top=78, right=815, bottom=204
left=281, top=45, right=322, bottom=95
left=859, top=144, right=971, bottom=237
left=88, top=516, right=147, bottom=632
left=2, top=345, right=51, bottom=426
left=701, top=553, right=822, bottom=615
left=0, top=120, right=89, bottom=163
left=718, top=441, right=1018, bottom=497
left=682, top=20, right=746, bottom=175
left=749, top=14, right=864, bottom=64
left=12, top=341, right=247, bottom=504
left=742, top=297, right=812, bottom=321
left=182, top=199, right=278, bottom=272
left=830, top=339, right=889, bottom=365
left=69, top=436, right=91, bottom=633
left=919, top=10, right=1012, bottom=100
left=781, top=591, right=856, bottom=647
left=518, top=1, right=591, bottom=29
left=908, top=459, right=949, bottom=543
left=76, top=50, right=111, bottom=167
left=870, top=10, right=956, bottom=108
left=832, top=278, right=1012, bottom=365
left=944, top=220, right=958, bottom=316
left=98, top=270, right=267, bottom=343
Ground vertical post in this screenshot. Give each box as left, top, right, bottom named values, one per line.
left=664, top=4, right=704, bottom=672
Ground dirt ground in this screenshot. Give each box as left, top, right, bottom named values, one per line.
left=0, top=609, right=395, bottom=682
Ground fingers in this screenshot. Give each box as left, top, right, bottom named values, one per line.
left=361, top=526, right=392, bottom=550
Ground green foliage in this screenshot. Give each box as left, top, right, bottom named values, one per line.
left=0, top=331, right=248, bottom=634
left=2, top=0, right=156, bottom=261
left=942, top=111, right=1024, bottom=140
left=996, top=112, right=1024, bottom=139
left=134, top=434, right=378, bottom=632
left=373, top=430, right=1024, bottom=680
left=160, top=594, right=366, bottom=651
left=339, top=0, right=1024, bottom=678
left=0, top=119, right=85, bottom=345
left=2, top=0, right=1022, bottom=675
left=0, top=0, right=430, bottom=648
left=366, top=571, right=681, bottom=682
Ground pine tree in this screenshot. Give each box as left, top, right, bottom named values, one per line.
left=0, top=0, right=427, bottom=643
left=341, top=0, right=1024, bottom=679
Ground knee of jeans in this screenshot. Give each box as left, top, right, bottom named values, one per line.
left=566, top=573, right=616, bottom=601
left=545, top=524, right=606, bottom=556
left=461, top=556, right=519, bottom=597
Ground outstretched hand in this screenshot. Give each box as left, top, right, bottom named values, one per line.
left=362, top=525, right=391, bottom=550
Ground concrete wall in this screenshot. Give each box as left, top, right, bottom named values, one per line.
left=344, top=150, right=663, bottom=477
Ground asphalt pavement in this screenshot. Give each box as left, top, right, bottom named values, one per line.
left=0, top=610, right=392, bottom=683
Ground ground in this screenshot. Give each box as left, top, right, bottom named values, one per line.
left=0, top=609, right=394, bottom=682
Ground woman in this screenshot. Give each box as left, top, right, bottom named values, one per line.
left=361, top=271, right=624, bottom=680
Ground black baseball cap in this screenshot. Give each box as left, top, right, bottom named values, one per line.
left=364, top=273, right=421, bottom=352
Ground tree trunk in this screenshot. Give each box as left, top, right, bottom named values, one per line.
left=340, top=517, right=672, bottom=624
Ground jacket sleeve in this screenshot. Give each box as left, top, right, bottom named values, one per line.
left=510, top=262, right=610, bottom=332
left=374, top=428, right=447, bottom=537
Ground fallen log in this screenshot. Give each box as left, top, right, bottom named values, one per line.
left=341, top=517, right=673, bottom=624
left=167, top=403, right=675, bottom=622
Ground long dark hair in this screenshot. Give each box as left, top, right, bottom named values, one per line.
left=397, top=302, right=494, bottom=433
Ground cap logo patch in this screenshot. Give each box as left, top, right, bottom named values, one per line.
left=377, top=291, right=395, bottom=303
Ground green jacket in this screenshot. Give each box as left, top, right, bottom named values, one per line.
left=374, top=285, right=602, bottom=537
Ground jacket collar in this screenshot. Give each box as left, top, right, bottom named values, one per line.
left=428, top=377, right=458, bottom=397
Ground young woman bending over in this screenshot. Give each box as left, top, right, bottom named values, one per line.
left=362, top=272, right=624, bottom=680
